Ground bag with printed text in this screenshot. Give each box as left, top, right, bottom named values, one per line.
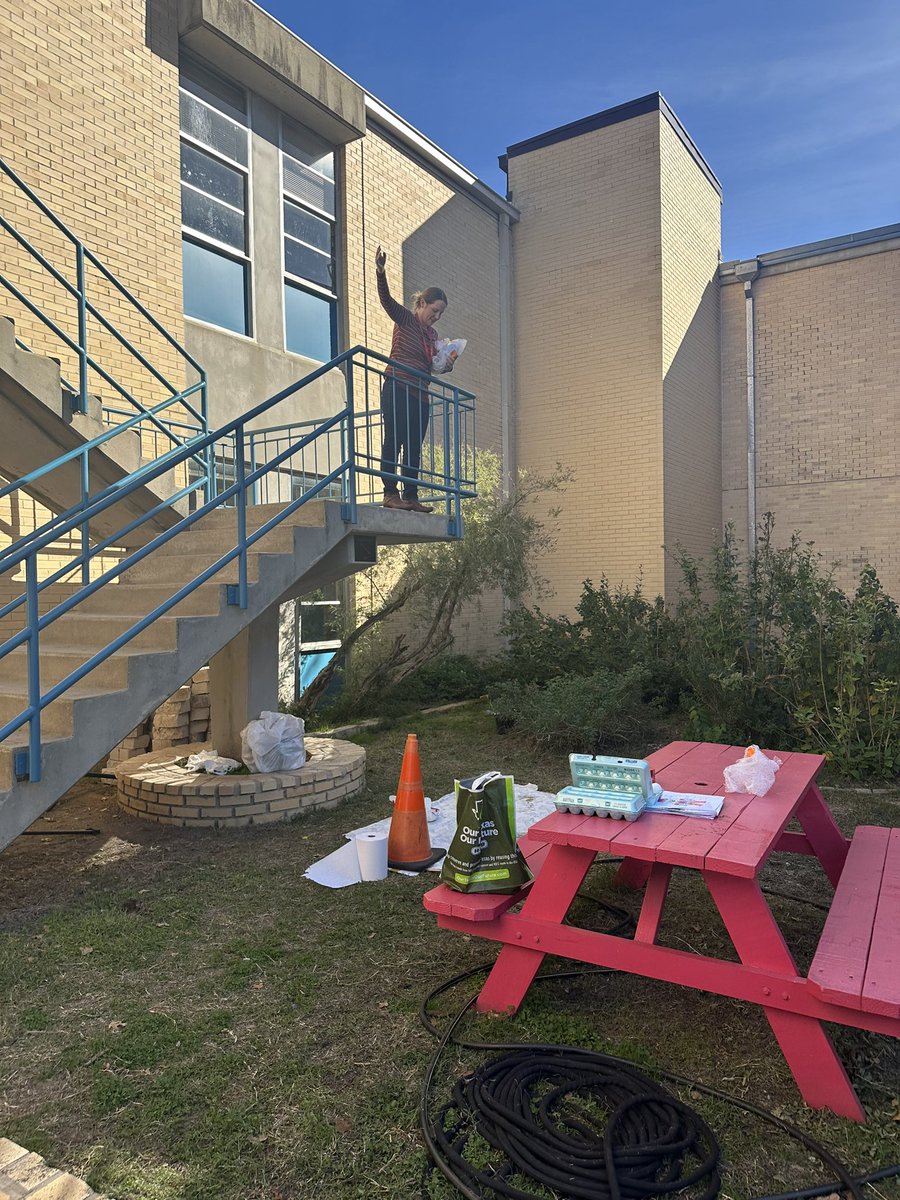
left=440, top=771, right=532, bottom=894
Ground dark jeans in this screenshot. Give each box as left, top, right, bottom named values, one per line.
left=380, top=376, right=430, bottom=500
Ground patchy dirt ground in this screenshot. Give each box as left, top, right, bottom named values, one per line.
left=0, top=776, right=251, bottom=926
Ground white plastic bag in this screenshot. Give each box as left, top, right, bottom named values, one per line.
left=722, top=745, right=781, bottom=796
left=184, top=749, right=242, bottom=775
left=432, top=337, right=467, bottom=373
left=240, top=711, right=306, bottom=773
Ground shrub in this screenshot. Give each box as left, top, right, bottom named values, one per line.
left=495, top=606, right=583, bottom=686
left=779, top=566, right=900, bottom=778
left=383, top=654, right=495, bottom=707
left=488, top=668, right=650, bottom=751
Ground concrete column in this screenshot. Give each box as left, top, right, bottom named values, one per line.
left=209, top=605, right=280, bottom=761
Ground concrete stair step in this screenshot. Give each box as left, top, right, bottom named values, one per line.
left=0, top=646, right=132, bottom=690
left=121, top=526, right=296, bottom=581
left=199, top=501, right=327, bottom=533
left=0, top=682, right=126, bottom=738
left=41, top=611, right=180, bottom=652
left=119, top=554, right=264, bottom=587
left=76, top=581, right=223, bottom=618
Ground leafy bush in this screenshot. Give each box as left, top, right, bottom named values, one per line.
left=495, top=606, right=583, bottom=685
left=779, top=566, right=900, bottom=778
left=493, top=518, right=900, bottom=779
left=488, top=668, right=650, bottom=750
left=669, top=519, right=900, bottom=778
left=383, top=654, right=496, bottom=707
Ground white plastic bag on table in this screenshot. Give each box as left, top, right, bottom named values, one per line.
left=432, top=337, right=467, bottom=373
left=240, top=711, right=306, bottom=772
left=722, top=745, right=781, bottom=796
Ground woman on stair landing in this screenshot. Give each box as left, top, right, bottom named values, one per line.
left=374, top=245, right=453, bottom=513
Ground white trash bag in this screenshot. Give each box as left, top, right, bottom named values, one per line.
left=240, top=711, right=306, bottom=773
left=184, top=749, right=241, bottom=775
left=722, top=745, right=781, bottom=797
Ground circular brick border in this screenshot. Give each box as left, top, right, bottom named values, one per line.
left=114, top=737, right=366, bottom=828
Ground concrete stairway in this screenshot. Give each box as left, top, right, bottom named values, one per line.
left=0, top=315, right=189, bottom=547
left=0, top=497, right=448, bottom=849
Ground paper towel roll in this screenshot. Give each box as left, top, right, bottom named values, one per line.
left=355, top=830, right=388, bottom=881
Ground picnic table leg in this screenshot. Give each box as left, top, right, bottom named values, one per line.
left=634, top=863, right=673, bottom=943
left=704, top=872, right=865, bottom=1121
left=796, top=785, right=850, bottom=887
left=476, top=845, right=596, bottom=1014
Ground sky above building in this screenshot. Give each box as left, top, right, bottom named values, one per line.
left=262, top=0, right=898, bottom=262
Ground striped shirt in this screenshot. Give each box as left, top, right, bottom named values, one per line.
left=377, top=269, right=436, bottom=383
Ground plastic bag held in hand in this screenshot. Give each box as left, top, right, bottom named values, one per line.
left=722, top=745, right=781, bottom=796
left=240, top=711, right=306, bottom=773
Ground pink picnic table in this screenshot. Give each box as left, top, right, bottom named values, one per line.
left=424, top=740, right=900, bottom=1121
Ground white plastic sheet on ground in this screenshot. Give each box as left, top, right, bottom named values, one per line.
left=303, top=784, right=557, bottom=889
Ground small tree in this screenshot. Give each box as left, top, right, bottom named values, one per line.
left=294, top=452, right=569, bottom=718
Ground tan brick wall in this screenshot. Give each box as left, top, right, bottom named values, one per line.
left=721, top=244, right=900, bottom=597
left=508, top=112, right=667, bottom=612
left=342, top=125, right=506, bottom=653
left=659, top=116, right=722, bottom=595
left=0, top=0, right=187, bottom=415
left=116, top=736, right=366, bottom=827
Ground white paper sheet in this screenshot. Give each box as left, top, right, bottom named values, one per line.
left=305, top=784, right=558, bottom=888
left=303, top=839, right=362, bottom=889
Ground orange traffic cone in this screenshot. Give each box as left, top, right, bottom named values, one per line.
left=387, top=733, right=445, bottom=871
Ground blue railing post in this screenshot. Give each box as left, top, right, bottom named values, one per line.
left=80, top=451, right=90, bottom=586
left=441, top=392, right=452, bottom=526
left=74, top=242, right=88, bottom=414
left=452, top=390, right=463, bottom=537
left=235, top=427, right=248, bottom=609
left=25, top=553, right=42, bottom=783
left=341, top=360, right=357, bottom=524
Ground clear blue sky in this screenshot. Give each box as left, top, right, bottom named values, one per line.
left=262, top=0, right=898, bottom=262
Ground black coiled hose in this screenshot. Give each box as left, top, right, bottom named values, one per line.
left=432, top=1045, right=721, bottom=1199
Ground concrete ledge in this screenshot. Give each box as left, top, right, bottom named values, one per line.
left=0, top=1137, right=103, bottom=1198
left=115, top=737, right=366, bottom=828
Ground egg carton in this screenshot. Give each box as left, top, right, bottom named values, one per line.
left=568, top=753, right=653, bottom=796
left=554, top=782, right=663, bottom=820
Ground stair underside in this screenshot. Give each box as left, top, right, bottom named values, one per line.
left=0, top=499, right=452, bottom=847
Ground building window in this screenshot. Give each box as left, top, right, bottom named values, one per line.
left=179, top=57, right=251, bottom=335
left=298, top=585, right=343, bottom=694
left=281, top=119, right=337, bottom=361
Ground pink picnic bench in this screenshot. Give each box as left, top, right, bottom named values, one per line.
left=424, top=741, right=899, bottom=1121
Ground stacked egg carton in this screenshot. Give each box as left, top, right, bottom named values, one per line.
left=554, top=754, right=661, bottom=821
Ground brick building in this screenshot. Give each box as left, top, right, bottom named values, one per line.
left=1, top=0, right=897, bottom=653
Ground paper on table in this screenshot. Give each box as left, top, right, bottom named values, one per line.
left=647, top=790, right=724, bottom=819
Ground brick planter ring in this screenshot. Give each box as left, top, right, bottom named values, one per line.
left=115, top=737, right=366, bottom=828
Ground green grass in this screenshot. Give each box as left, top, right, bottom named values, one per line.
left=1, top=704, right=898, bottom=1199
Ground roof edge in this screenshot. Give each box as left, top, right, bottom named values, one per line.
left=720, top=222, right=900, bottom=278
left=504, top=91, right=721, bottom=198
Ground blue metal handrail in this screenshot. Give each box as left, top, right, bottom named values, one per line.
left=0, top=155, right=209, bottom=488
left=0, top=346, right=476, bottom=784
